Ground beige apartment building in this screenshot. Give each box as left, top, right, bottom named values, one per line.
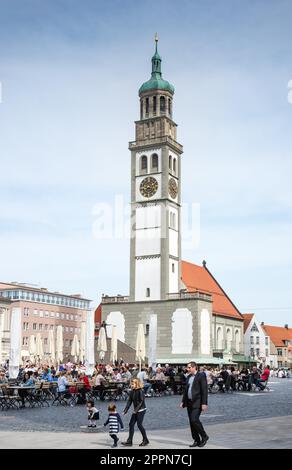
left=0, top=282, right=91, bottom=362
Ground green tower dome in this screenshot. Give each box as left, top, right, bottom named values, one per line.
left=139, top=36, right=175, bottom=95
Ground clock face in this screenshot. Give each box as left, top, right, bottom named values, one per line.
left=140, top=177, right=158, bottom=198
left=168, top=178, right=178, bottom=199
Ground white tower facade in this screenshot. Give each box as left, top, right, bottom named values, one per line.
left=129, top=38, right=183, bottom=302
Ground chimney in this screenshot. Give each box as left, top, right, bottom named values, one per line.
left=202, top=260, right=207, bottom=268
left=284, top=324, right=289, bottom=329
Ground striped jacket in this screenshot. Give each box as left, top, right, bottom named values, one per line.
left=104, top=412, right=124, bottom=434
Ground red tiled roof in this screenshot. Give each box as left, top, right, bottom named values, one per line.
left=262, top=325, right=292, bottom=348
left=242, top=313, right=255, bottom=333
left=181, top=261, right=243, bottom=320
left=94, top=303, right=102, bottom=337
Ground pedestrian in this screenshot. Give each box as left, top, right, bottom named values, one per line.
left=180, top=361, right=209, bottom=448
left=104, top=403, right=124, bottom=448
left=86, top=400, right=99, bottom=428
left=122, top=378, right=149, bottom=447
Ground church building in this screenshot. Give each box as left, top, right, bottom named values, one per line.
left=97, top=38, right=244, bottom=364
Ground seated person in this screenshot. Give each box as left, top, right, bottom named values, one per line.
left=153, top=367, right=166, bottom=394
left=137, top=367, right=151, bottom=396
left=18, top=372, right=35, bottom=407
left=57, top=371, right=71, bottom=402
left=256, top=365, right=270, bottom=390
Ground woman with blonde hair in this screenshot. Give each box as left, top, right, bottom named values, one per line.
left=122, top=378, right=149, bottom=447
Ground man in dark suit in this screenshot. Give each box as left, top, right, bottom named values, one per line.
left=180, top=362, right=209, bottom=447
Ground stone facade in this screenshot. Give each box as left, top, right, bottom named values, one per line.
left=101, top=293, right=215, bottom=364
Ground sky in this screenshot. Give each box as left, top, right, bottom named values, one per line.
left=0, top=0, right=292, bottom=325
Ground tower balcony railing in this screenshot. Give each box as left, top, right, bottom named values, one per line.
left=129, top=135, right=183, bottom=153
left=167, top=291, right=212, bottom=302
left=102, top=295, right=129, bottom=304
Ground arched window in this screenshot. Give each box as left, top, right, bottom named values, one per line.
left=160, top=96, right=165, bottom=113
left=217, top=327, right=223, bottom=350
left=226, top=328, right=232, bottom=352
left=140, top=100, right=143, bottom=119
left=106, top=311, right=125, bottom=342
left=140, top=155, right=147, bottom=174
left=172, top=309, right=192, bottom=354
left=235, top=330, right=240, bottom=352
left=169, top=155, right=172, bottom=170
left=151, top=153, right=158, bottom=171
left=145, top=97, right=149, bottom=115
left=173, top=158, right=176, bottom=174
left=201, top=309, right=211, bottom=355
left=153, top=96, right=157, bottom=115
left=168, top=98, right=172, bottom=117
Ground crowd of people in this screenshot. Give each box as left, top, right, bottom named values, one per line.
left=1, top=358, right=291, bottom=448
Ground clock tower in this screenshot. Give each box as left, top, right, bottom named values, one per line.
left=129, top=36, right=183, bottom=302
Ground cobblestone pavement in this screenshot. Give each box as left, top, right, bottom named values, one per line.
left=0, top=378, right=291, bottom=434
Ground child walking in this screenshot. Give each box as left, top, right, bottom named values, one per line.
left=86, top=400, right=99, bottom=428
left=104, top=403, right=124, bottom=447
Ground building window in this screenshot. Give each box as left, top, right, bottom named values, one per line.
left=65, top=339, right=69, bottom=347
left=33, top=323, right=37, bottom=330
left=34, top=310, right=38, bottom=316
left=277, top=349, right=283, bottom=356
left=61, top=313, right=64, bottom=320
left=265, top=349, right=269, bottom=357
left=65, top=327, right=69, bottom=332
left=256, top=336, right=260, bottom=345
left=70, top=315, right=74, bottom=321
left=66, top=314, right=69, bottom=320
left=250, top=348, right=254, bottom=356
left=172, top=263, right=175, bottom=273
left=169, top=155, right=172, bottom=170
left=39, top=324, right=43, bottom=331
left=151, top=153, right=158, bottom=171
left=173, top=158, right=176, bottom=174
left=256, top=348, right=260, bottom=357
left=160, top=96, right=165, bottom=113
left=251, top=323, right=259, bottom=332
left=146, top=288, right=150, bottom=298
left=39, top=311, right=44, bottom=318
left=70, top=327, right=73, bottom=333
left=50, top=325, right=54, bottom=330
left=168, top=98, right=172, bottom=117
left=24, top=308, right=29, bottom=317
left=250, top=336, right=254, bottom=344
left=145, top=97, right=149, bottom=114
left=44, top=324, right=48, bottom=331
left=265, top=337, right=268, bottom=345
left=153, top=96, right=157, bottom=114
left=75, top=315, right=78, bottom=321
left=44, top=338, right=48, bottom=345
left=140, top=155, right=147, bottom=174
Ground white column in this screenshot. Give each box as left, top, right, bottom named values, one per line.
left=148, top=314, right=157, bottom=369
left=85, top=310, right=95, bottom=374
left=9, top=307, right=21, bottom=379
